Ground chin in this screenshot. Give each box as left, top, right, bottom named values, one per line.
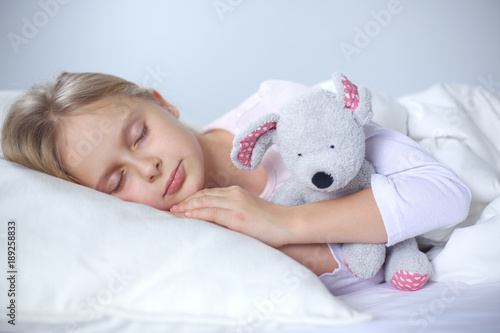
left=169, top=180, right=202, bottom=209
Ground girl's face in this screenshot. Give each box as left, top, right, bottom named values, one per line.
left=59, top=94, right=205, bottom=211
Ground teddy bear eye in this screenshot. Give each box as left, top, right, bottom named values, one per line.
left=298, top=153, right=303, bottom=157
left=330, top=145, right=335, bottom=149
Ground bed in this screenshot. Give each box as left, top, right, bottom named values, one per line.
left=1, top=81, right=499, bottom=333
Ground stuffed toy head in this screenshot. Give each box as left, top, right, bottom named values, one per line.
left=231, top=72, right=373, bottom=193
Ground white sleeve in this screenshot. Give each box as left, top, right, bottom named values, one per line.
left=364, top=122, right=471, bottom=246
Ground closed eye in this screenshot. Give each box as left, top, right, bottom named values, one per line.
left=135, top=125, right=148, bottom=146
left=111, top=169, right=125, bottom=193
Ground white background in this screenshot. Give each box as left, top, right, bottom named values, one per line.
left=1, top=0, right=499, bottom=126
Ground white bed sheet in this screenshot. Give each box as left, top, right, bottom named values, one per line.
left=263, top=281, right=500, bottom=333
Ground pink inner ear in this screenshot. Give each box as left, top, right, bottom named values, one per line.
left=238, top=121, right=277, bottom=168
left=342, top=74, right=360, bottom=110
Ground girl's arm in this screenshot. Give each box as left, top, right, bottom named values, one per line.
left=172, top=125, right=471, bottom=248
left=289, top=187, right=386, bottom=244
left=362, top=124, right=471, bottom=246
left=170, top=185, right=385, bottom=248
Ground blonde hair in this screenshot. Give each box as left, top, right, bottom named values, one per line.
left=1, top=72, right=155, bottom=182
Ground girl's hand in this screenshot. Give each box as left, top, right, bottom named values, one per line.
left=170, top=186, right=296, bottom=248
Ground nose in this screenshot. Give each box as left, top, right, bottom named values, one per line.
left=312, top=172, right=333, bottom=189
left=137, top=157, right=161, bottom=182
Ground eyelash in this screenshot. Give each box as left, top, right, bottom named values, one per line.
left=112, top=169, right=125, bottom=193
left=135, top=125, right=147, bottom=145
left=112, top=124, right=148, bottom=194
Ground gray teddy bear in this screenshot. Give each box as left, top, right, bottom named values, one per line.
left=230, top=72, right=432, bottom=291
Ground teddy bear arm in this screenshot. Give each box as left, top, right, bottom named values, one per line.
left=384, top=238, right=433, bottom=291
left=342, top=242, right=386, bottom=279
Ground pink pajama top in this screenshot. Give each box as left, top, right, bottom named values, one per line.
left=202, top=80, right=471, bottom=295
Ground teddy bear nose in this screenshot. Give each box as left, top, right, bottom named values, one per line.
left=312, top=172, right=334, bottom=189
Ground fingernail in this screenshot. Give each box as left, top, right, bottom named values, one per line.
left=170, top=205, right=179, bottom=212
left=184, top=210, right=192, bottom=217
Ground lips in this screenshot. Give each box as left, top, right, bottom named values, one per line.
left=164, top=161, right=184, bottom=196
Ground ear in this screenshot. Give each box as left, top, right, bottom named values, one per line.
left=332, top=72, right=373, bottom=125
left=151, top=89, right=180, bottom=119
left=230, top=113, right=280, bottom=171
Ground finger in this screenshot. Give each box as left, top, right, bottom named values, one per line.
left=172, top=193, right=230, bottom=213
left=168, top=211, right=186, bottom=219
left=177, top=187, right=228, bottom=204
left=184, top=207, right=236, bottom=229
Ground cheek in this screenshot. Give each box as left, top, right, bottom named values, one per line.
left=115, top=182, right=157, bottom=207
left=166, top=129, right=203, bottom=160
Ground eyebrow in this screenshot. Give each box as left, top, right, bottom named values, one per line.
left=95, top=110, right=139, bottom=192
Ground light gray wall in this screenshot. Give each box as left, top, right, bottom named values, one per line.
left=1, top=0, right=499, bottom=125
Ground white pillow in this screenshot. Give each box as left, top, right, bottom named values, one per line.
left=0, top=93, right=370, bottom=332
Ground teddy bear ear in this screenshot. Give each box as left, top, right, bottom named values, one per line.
left=230, top=113, right=280, bottom=171
left=332, top=72, right=373, bottom=125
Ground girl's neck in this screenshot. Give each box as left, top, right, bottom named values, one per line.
left=196, top=129, right=267, bottom=196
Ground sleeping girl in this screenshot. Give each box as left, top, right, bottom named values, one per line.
left=1, top=72, right=471, bottom=295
